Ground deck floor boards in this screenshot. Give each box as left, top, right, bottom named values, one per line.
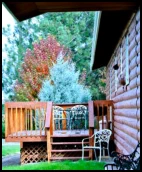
left=7, top=129, right=89, bottom=138
left=9, top=130, right=46, bottom=137
left=53, top=129, right=89, bottom=137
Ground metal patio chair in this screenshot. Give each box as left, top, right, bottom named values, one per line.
left=53, top=106, right=64, bottom=130
left=82, top=129, right=112, bottom=161
left=70, top=105, right=87, bottom=131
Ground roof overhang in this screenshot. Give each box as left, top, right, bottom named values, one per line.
left=3, top=2, right=140, bottom=70
left=91, top=10, right=137, bottom=70
left=3, top=2, right=139, bottom=22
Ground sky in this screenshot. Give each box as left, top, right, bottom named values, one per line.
left=2, top=4, right=16, bottom=101
left=2, top=4, right=16, bottom=50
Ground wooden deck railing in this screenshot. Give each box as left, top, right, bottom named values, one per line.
left=5, top=101, right=113, bottom=139
left=45, top=102, right=53, bottom=162
left=94, top=100, right=114, bottom=139
left=5, top=102, right=47, bottom=138
left=88, top=100, right=114, bottom=159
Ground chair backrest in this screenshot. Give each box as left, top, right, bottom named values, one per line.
left=71, top=105, right=87, bottom=129
left=131, top=142, right=140, bottom=170
left=132, top=142, right=140, bottom=160
left=94, top=129, right=112, bottom=146
left=53, top=106, right=63, bottom=118
left=112, top=142, right=140, bottom=170
left=71, top=105, right=87, bottom=119
left=53, top=106, right=64, bottom=130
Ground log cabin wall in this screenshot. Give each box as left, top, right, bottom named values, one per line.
left=106, top=9, right=140, bottom=154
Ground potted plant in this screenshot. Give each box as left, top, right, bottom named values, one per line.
left=119, top=74, right=126, bottom=86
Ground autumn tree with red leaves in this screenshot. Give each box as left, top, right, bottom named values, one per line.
left=14, top=35, right=71, bottom=101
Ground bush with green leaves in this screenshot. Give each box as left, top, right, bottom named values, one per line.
left=38, top=53, right=92, bottom=103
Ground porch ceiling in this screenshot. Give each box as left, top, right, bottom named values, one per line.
left=92, top=10, right=134, bottom=70
left=3, top=2, right=139, bottom=22
left=3, top=2, right=139, bottom=70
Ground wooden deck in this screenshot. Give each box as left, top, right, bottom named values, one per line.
left=5, top=101, right=114, bottom=162
left=8, top=129, right=89, bottom=137
left=8, top=130, right=46, bottom=137
left=6, top=129, right=89, bottom=141
left=53, top=129, right=89, bottom=137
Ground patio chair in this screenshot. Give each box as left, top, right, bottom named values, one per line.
left=104, top=142, right=140, bottom=170
left=82, top=129, right=112, bottom=161
left=53, top=106, right=64, bottom=130
left=70, top=105, right=87, bottom=131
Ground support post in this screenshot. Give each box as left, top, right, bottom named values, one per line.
left=88, top=101, right=95, bottom=160
left=45, top=101, right=53, bottom=162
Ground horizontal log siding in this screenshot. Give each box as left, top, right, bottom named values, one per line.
left=114, top=116, right=138, bottom=130
left=114, top=132, right=135, bottom=154
left=114, top=121, right=138, bottom=141
left=106, top=9, right=140, bottom=154
left=114, top=108, right=140, bottom=120
left=129, top=54, right=140, bottom=71
left=113, top=86, right=140, bottom=102
left=114, top=137, right=129, bottom=154
left=114, top=127, right=138, bottom=148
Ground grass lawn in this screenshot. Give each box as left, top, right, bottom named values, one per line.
left=2, top=145, right=20, bottom=156
left=2, top=160, right=105, bottom=170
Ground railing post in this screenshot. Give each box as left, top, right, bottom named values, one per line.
left=62, top=111, right=66, bottom=130
left=45, top=101, right=53, bottom=162
left=88, top=101, right=94, bottom=160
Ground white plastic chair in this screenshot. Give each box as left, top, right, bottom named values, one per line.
left=82, top=129, right=112, bottom=161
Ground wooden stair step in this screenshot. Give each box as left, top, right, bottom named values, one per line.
left=51, top=142, right=89, bottom=145
left=51, top=135, right=89, bottom=138
left=50, top=156, right=90, bottom=160
left=51, top=149, right=89, bottom=152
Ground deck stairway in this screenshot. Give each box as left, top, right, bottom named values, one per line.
left=49, top=135, right=90, bottom=161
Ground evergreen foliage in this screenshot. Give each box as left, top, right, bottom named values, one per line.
left=2, top=12, right=106, bottom=101
left=38, top=54, right=91, bottom=103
